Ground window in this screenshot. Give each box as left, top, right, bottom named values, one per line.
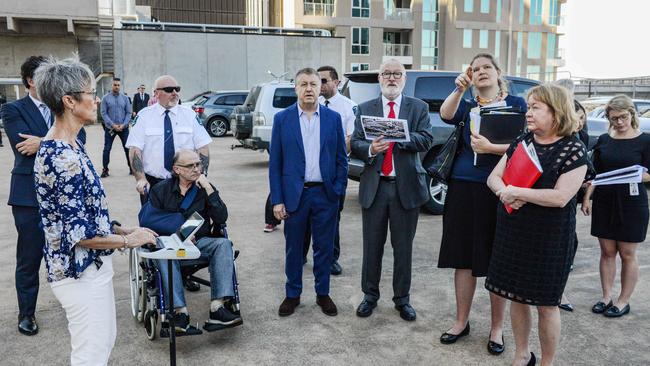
left=548, top=0, right=559, bottom=25
left=479, top=30, right=488, bottom=48
left=496, top=0, right=502, bottom=22
left=422, top=0, right=439, bottom=22
left=351, top=63, right=370, bottom=72
left=516, top=32, right=523, bottom=74
left=352, top=0, right=370, bottom=17
left=545, top=66, right=555, bottom=82
left=509, top=81, right=539, bottom=98
left=272, top=88, right=297, bottom=109
left=527, top=65, right=541, bottom=81
left=527, top=32, right=542, bottom=59
left=494, top=30, right=501, bottom=59
left=519, top=0, right=525, bottom=24
left=414, top=77, right=471, bottom=112
left=214, top=96, right=227, bottom=105
left=196, top=96, right=209, bottom=106
left=529, top=0, right=543, bottom=25
left=463, top=29, right=472, bottom=48
left=223, top=94, right=247, bottom=106
left=352, top=27, right=370, bottom=54
left=304, top=0, right=335, bottom=16
left=421, top=30, right=438, bottom=57
left=547, top=33, right=557, bottom=59
left=480, top=0, right=489, bottom=14
left=464, top=0, right=473, bottom=13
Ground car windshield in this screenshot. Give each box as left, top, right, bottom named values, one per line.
left=272, top=88, right=297, bottom=109
left=195, top=96, right=209, bottom=106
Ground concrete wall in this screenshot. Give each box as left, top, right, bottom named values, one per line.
left=0, top=35, right=78, bottom=78
left=113, top=29, right=346, bottom=99
left=1, top=0, right=98, bottom=21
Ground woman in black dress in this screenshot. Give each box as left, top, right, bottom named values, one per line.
left=581, top=95, right=650, bottom=318
left=486, top=84, right=589, bottom=366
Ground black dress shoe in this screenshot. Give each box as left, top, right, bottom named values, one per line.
left=527, top=352, right=536, bottom=366
left=18, top=315, right=38, bottom=336
left=604, top=304, right=630, bottom=318
left=330, top=261, right=342, bottom=276
left=316, top=295, right=338, bottom=316
left=278, top=297, right=300, bottom=317
left=558, top=302, right=574, bottom=312
left=487, top=332, right=505, bottom=355
left=592, top=300, right=613, bottom=314
left=395, top=303, right=416, bottom=321
left=100, top=168, right=109, bottom=178
left=356, top=299, right=376, bottom=318
left=440, top=322, right=470, bottom=344
left=183, top=279, right=201, bottom=292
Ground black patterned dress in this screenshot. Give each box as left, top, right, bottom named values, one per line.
left=485, top=133, right=590, bottom=306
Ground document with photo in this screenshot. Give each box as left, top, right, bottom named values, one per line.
left=591, top=164, right=648, bottom=186
left=360, top=115, right=411, bottom=142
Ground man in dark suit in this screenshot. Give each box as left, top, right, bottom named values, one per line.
left=132, top=84, right=150, bottom=116
left=350, top=59, right=434, bottom=321
left=269, top=68, right=348, bottom=317
left=1, top=56, right=87, bottom=335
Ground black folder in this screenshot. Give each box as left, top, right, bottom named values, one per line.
left=474, top=111, right=526, bottom=168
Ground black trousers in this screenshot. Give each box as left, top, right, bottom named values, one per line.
left=361, top=181, right=419, bottom=306
left=102, top=127, right=131, bottom=171
left=12, top=206, right=45, bottom=318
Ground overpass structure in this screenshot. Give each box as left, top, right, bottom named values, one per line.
left=574, top=76, right=650, bottom=100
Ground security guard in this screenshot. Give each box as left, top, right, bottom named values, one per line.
left=126, top=75, right=212, bottom=202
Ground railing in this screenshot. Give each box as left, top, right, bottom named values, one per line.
left=303, top=2, right=335, bottom=17
left=120, top=21, right=332, bottom=37
left=383, top=43, right=412, bottom=57
left=385, top=8, right=413, bottom=21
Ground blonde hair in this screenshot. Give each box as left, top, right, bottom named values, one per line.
left=526, top=83, right=578, bottom=137
left=605, top=95, right=639, bottom=130
left=470, top=53, right=509, bottom=95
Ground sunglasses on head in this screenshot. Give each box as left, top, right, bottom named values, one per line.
left=156, top=86, right=181, bottom=93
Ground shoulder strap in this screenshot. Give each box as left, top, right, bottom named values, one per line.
left=180, top=184, right=198, bottom=211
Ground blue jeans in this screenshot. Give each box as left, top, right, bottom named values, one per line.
left=157, top=237, right=234, bottom=309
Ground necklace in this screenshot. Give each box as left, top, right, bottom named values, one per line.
left=476, top=90, right=503, bottom=105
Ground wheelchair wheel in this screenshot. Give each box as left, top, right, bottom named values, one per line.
left=129, top=248, right=142, bottom=320
left=144, top=310, right=158, bottom=340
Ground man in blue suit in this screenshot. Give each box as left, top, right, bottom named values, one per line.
left=1, top=56, right=86, bottom=335
left=269, top=68, right=348, bottom=317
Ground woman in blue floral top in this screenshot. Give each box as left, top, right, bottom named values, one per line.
left=33, top=57, right=156, bottom=366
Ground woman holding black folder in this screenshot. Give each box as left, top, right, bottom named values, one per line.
left=437, top=53, right=526, bottom=355
left=581, top=95, right=650, bottom=318
left=486, top=84, right=590, bottom=366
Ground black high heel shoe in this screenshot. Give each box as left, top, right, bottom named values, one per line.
left=487, top=332, right=505, bottom=355
left=440, top=322, right=470, bottom=344
left=527, top=352, right=536, bottom=366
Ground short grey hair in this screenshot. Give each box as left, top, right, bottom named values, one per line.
left=379, top=58, right=406, bottom=73
left=33, top=56, right=95, bottom=117
left=295, top=67, right=319, bottom=82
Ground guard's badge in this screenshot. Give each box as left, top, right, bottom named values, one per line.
left=131, top=115, right=139, bottom=126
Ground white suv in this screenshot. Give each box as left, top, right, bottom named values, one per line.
left=230, top=80, right=296, bottom=151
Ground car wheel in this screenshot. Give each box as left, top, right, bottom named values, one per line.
left=422, top=176, right=446, bottom=215
left=207, top=117, right=228, bottom=137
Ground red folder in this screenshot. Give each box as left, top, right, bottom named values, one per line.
left=502, top=142, right=543, bottom=214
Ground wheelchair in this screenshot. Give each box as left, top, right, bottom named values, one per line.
left=128, top=225, right=241, bottom=340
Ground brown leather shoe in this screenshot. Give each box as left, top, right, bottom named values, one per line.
left=278, top=297, right=300, bottom=317
left=316, top=295, right=338, bottom=316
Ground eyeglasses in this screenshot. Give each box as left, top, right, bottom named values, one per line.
left=156, top=86, right=181, bottom=93
left=69, top=90, right=97, bottom=98
left=175, top=162, right=202, bottom=170
left=609, top=113, right=631, bottom=123
left=321, top=78, right=331, bottom=85
left=380, top=72, right=403, bottom=79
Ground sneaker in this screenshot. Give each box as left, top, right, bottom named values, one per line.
left=203, top=306, right=242, bottom=331
left=263, top=224, right=277, bottom=233
left=100, top=168, right=109, bottom=178
left=172, top=313, right=203, bottom=336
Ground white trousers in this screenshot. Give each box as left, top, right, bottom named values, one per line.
left=50, top=255, right=116, bottom=366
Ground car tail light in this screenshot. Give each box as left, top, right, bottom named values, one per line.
left=193, top=106, right=204, bottom=114
left=253, top=111, right=266, bottom=126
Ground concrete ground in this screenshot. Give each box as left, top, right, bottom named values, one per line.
left=0, top=124, right=648, bottom=366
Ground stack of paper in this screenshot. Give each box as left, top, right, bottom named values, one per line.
left=502, top=141, right=543, bottom=214
left=591, top=165, right=647, bottom=186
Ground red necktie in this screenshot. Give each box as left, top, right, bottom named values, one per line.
left=381, top=101, right=396, bottom=176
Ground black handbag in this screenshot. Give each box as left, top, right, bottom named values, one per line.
left=425, top=121, right=464, bottom=184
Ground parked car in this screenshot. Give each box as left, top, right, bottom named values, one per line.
left=230, top=81, right=296, bottom=150
left=584, top=97, right=650, bottom=148
left=340, top=70, right=540, bottom=214
left=192, top=91, right=248, bottom=137
left=182, top=90, right=212, bottom=107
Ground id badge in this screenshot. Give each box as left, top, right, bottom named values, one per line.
left=629, top=183, right=639, bottom=196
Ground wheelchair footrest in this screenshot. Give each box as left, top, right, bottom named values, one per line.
left=203, top=318, right=243, bottom=332
left=160, top=323, right=204, bottom=338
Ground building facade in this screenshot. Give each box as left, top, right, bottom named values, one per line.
left=136, top=0, right=247, bottom=25
left=287, top=0, right=565, bottom=80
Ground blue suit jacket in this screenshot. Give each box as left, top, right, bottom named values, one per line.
left=269, top=103, right=348, bottom=212
left=2, top=96, right=86, bottom=207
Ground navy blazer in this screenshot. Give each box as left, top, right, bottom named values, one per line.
left=2, top=96, right=86, bottom=207
left=269, top=103, right=348, bottom=212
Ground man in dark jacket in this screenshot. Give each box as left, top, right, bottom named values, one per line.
left=148, top=149, right=242, bottom=333
left=132, top=84, right=150, bottom=115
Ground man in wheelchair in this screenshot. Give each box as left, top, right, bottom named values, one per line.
left=146, top=149, right=242, bottom=334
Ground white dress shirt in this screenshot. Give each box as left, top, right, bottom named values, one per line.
left=298, top=104, right=322, bottom=182
left=318, top=92, right=357, bottom=137
left=126, top=103, right=212, bottom=179
left=29, top=94, right=51, bottom=127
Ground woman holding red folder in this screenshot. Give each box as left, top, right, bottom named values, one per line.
left=486, top=84, right=590, bottom=366
left=581, top=95, right=650, bottom=318
left=437, top=53, right=526, bottom=355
